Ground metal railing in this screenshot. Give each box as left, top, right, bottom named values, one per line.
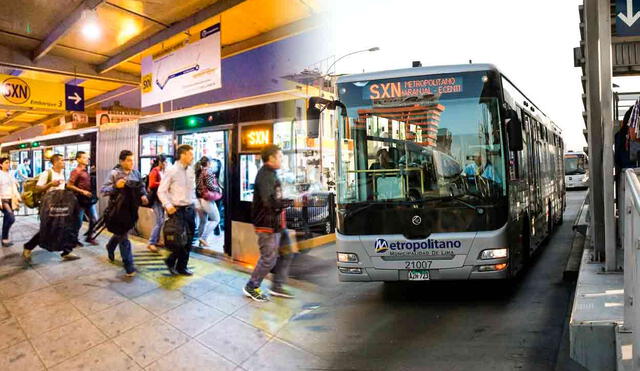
left=622, top=168, right=640, bottom=369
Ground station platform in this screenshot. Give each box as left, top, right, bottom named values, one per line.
left=568, top=221, right=634, bottom=371
left=0, top=216, right=328, bottom=370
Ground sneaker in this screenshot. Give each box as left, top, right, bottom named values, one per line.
left=243, top=285, right=269, bottom=302
left=177, top=268, right=194, bottom=276
left=269, top=286, right=295, bottom=299
left=2, top=240, right=13, bottom=247
left=85, top=239, right=99, bottom=246
left=22, top=248, right=32, bottom=262
left=125, top=268, right=137, bottom=277
left=61, top=253, right=81, bottom=261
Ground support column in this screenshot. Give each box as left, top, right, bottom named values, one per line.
left=585, top=0, right=605, bottom=260
left=598, top=0, right=617, bottom=271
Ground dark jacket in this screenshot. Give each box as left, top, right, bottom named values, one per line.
left=251, top=165, right=289, bottom=233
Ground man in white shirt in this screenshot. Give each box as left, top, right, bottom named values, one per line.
left=157, top=144, right=197, bottom=276
left=22, top=154, right=78, bottom=261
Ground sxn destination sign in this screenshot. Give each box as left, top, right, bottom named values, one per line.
left=365, top=76, right=463, bottom=100
left=0, top=74, right=84, bottom=111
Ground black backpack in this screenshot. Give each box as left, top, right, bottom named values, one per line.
left=38, top=190, right=80, bottom=251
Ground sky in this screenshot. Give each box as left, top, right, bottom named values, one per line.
left=326, top=0, right=588, bottom=151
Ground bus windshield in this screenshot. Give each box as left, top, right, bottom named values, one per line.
left=564, top=155, right=586, bottom=175
left=335, top=70, right=508, bottom=235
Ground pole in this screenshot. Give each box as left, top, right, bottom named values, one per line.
left=598, top=0, right=617, bottom=271
left=585, top=0, right=606, bottom=261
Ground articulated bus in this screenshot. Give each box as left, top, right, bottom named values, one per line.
left=312, top=64, right=565, bottom=282
left=564, top=151, right=589, bottom=189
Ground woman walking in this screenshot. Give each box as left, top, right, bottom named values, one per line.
left=147, top=155, right=167, bottom=253
left=0, top=157, right=20, bottom=247
left=195, top=156, right=222, bottom=247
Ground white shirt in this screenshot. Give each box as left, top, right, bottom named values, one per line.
left=37, top=169, right=65, bottom=192
left=0, top=171, right=18, bottom=199
left=157, top=162, right=196, bottom=209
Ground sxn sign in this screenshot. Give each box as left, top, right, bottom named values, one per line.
left=0, top=74, right=84, bottom=111
left=240, top=124, right=273, bottom=152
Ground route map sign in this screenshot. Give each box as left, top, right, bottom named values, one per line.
left=141, top=23, right=221, bottom=107
left=0, top=74, right=84, bottom=112
left=616, top=0, right=640, bottom=36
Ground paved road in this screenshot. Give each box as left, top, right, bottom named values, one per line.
left=288, top=190, right=588, bottom=371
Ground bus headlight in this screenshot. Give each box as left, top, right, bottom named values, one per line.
left=339, top=267, right=363, bottom=274
left=337, top=253, right=359, bottom=263
left=479, top=248, right=508, bottom=260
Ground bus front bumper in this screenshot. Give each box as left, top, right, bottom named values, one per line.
left=337, top=265, right=509, bottom=281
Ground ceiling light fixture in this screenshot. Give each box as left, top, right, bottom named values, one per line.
left=82, top=11, right=102, bottom=41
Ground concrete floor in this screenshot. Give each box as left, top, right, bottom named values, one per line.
left=289, top=190, right=589, bottom=371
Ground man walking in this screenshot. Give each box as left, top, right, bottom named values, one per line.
left=157, top=144, right=196, bottom=276
left=243, top=144, right=295, bottom=302
left=66, top=151, right=98, bottom=246
left=101, top=150, right=148, bottom=277
left=23, top=154, right=78, bottom=261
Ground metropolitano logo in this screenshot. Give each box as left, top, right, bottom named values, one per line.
left=374, top=238, right=389, bottom=253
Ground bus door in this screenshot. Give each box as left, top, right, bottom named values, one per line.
left=523, top=113, right=537, bottom=215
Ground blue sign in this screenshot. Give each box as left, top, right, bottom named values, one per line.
left=617, top=0, right=640, bottom=36
left=64, top=84, right=84, bottom=112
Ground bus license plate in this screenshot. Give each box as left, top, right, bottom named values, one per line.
left=408, top=270, right=430, bottom=281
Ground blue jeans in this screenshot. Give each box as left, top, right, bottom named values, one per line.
left=78, top=204, right=97, bottom=240
left=106, top=233, right=134, bottom=272
left=1, top=199, right=15, bottom=240
left=149, top=202, right=164, bottom=245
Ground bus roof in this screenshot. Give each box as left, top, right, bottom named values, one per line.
left=337, top=64, right=500, bottom=84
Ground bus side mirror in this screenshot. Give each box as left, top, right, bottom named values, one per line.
left=306, top=104, right=321, bottom=139
left=307, top=97, right=332, bottom=139
left=506, top=110, right=523, bottom=151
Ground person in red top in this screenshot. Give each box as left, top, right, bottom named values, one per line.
left=147, top=155, right=167, bottom=252
left=66, top=151, right=98, bottom=246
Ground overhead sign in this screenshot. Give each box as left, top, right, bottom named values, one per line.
left=617, top=0, right=640, bottom=35
left=141, top=23, right=222, bottom=107
left=65, top=84, right=85, bottom=112
left=0, top=74, right=84, bottom=111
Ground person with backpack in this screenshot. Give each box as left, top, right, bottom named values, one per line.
left=195, top=156, right=222, bottom=247
left=101, top=150, right=148, bottom=277
left=22, top=154, right=78, bottom=261
left=157, top=144, right=196, bottom=276
left=0, top=157, right=20, bottom=247
left=147, top=155, right=167, bottom=253
left=66, top=151, right=98, bottom=246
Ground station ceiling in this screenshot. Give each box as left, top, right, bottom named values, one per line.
left=0, top=0, right=321, bottom=136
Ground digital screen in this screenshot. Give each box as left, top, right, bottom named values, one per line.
left=240, top=124, right=273, bottom=153
left=364, top=76, right=464, bottom=100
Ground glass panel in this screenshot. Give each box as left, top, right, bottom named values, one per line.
left=240, top=154, right=262, bottom=202
left=140, top=133, right=174, bottom=157
left=33, top=150, right=43, bottom=176
left=180, top=131, right=225, bottom=184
